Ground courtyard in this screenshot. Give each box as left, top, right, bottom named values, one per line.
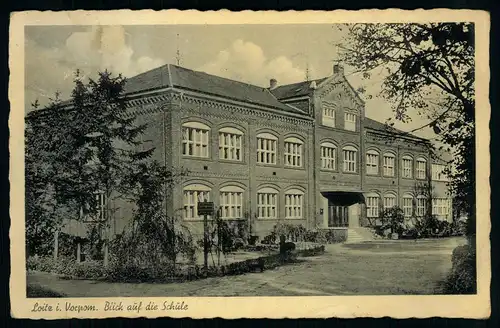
left=27, top=237, right=466, bottom=297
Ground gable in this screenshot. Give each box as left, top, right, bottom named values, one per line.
left=316, top=75, right=364, bottom=109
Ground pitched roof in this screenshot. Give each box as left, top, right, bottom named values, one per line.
left=364, top=117, right=427, bottom=141
left=270, top=77, right=328, bottom=100
left=123, top=64, right=305, bottom=115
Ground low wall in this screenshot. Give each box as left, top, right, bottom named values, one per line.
left=317, top=228, right=348, bottom=243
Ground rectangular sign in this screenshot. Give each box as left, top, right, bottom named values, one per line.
left=197, top=201, right=214, bottom=216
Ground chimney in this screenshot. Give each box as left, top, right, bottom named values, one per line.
left=269, top=78, right=278, bottom=90
left=333, top=64, right=344, bottom=75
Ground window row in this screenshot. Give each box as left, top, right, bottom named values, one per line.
left=365, top=194, right=450, bottom=218
left=182, top=123, right=306, bottom=167
left=322, top=106, right=357, bottom=132
left=320, top=145, right=428, bottom=178
left=182, top=184, right=305, bottom=220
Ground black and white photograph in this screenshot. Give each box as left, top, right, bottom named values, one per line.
left=9, top=10, right=490, bottom=319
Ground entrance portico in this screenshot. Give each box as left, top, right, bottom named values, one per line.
left=320, top=191, right=365, bottom=228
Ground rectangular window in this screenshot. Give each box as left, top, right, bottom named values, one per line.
left=366, top=197, right=379, bottom=218
left=284, top=142, right=303, bottom=167
left=432, top=198, right=451, bottom=216
left=257, top=137, right=277, bottom=164
left=343, top=149, right=357, bottom=173
left=432, top=164, right=448, bottom=181
left=321, top=146, right=336, bottom=170
left=366, top=153, right=379, bottom=175
left=403, top=197, right=413, bottom=217
left=257, top=193, right=277, bottom=219
left=220, top=191, right=243, bottom=219
left=344, top=112, right=356, bottom=131
left=285, top=194, right=303, bottom=219
left=182, top=127, right=209, bottom=158
left=322, top=102, right=336, bottom=127
left=384, top=196, right=396, bottom=210
left=219, top=132, right=242, bottom=161
left=416, top=197, right=426, bottom=217
left=416, top=160, right=426, bottom=179
left=402, top=158, right=413, bottom=178
left=183, top=190, right=210, bottom=220
left=383, top=155, right=395, bottom=176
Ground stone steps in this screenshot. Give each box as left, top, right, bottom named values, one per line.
left=346, top=227, right=375, bottom=244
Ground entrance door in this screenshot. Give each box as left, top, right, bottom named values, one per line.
left=328, top=205, right=349, bottom=227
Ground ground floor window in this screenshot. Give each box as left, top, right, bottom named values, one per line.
left=366, top=195, right=379, bottom=218
left=257, top=188, right=278, bottom=219
left=403, top=195, right=413, bottom=217
left=416, top=196, right=426, bottom=217
left=183, top=184, right=211, bottom=220
left=285, top=189, right=304, bottom=219
left=219, top=186, right=244, bottom=219
left=432, top=198, right=450, bottom=216
left=383, top=194, right=397, bottom=211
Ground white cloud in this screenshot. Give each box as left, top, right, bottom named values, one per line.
left=25, top=26, right=166, bottom=110
left=198, top=39, right=308, bottom=87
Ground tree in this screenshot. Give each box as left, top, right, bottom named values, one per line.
left=338, top=23, right=475, bottom=238
left=25, top=70, right=153, bottom=262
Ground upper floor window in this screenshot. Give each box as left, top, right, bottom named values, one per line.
left=182, top=122, right=210, bottom=158
left=432, top=164, right=448, bottom=181
left=416, top=195, right=426, bottom=217
left=344, top=112, right=356, bottom=131
left=284, top=137, right=303, bottom=168
left=219, top=185, right=244, bottom=219
left=366, top=150, right=379, bottom=175
left=416, top=158, right=427, bottom=180
left=320, top=142, right=337, bottom=170
left=322, top=102, right=336, bottom=128
left=342, top=146, right=357, bottom=173
left=219, top=127, right=243, bottom=161
left=285, top=188, right=304, bottom=219
left=183, top=184, right=211, bottom=220
left=383, top=153, right=395, bottom=177
left=366, top=193, right=380, bottom=218
left=257, top=133, right=277, bottom=165
left=383, top=193, right=397, bottom=210
left=402, top=156, right=413, bottom=178
left=257, top=187, right=278, bottom=219
left=402, top=194, right=413, bottom=217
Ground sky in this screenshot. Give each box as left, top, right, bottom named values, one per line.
left=24, top=24, right=435, bottom=139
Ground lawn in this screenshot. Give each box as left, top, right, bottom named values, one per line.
left=26, top=237, right=465, bottom=296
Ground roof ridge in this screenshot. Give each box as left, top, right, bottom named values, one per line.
left=166, top=64, right=173, bottom=87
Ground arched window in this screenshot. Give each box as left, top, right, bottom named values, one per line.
left=285, top=188, right=304, bottom=219
left=383, top=152, right=396, bottom=177
left=284, top=137, right=304, bottom=167
left=219, top=185, right=244, bottom=219
left=322, top=101, right=336, bottom=127
left=366, top=192, right=380, bottom=218
left=183, top=184, right=211, bottom=220
left=257, top=187, right=278, bottom=219
left=257, top=132, right=277, bottom=165
left=342, top=145, right=358, bottom=173
left=219, top=127, right=243, bottom=161
left=182, top=122, right=210, bottom=158
left=366, top=150, right=380, bottom=175
left=416, top=195, right=427, bottom=217
left=402, top=193, right=414, bottom=217
left=416, top=157, right=427, bottom=180
left=401, top=155, right=413, bottom=178
left=383, top=192, right=397, bottom=210
left=344, top=112, right=357, bottom=131
left=320, top=141, right=337, bottom=170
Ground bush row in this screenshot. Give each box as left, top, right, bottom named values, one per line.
left=440, top=243, right=476, bottom=294
left=27, top=244, right=326, bottom=283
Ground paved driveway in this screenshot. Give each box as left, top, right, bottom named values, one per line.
left=27, top=237, right=466, bottom=297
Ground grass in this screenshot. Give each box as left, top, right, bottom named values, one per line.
left=27, top=283, right=66, bottom=298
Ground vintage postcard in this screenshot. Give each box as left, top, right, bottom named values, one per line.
left=9, top=9, right=491, bottom=319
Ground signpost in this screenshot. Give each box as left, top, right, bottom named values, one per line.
left=198, top=201, right=215, bottom=270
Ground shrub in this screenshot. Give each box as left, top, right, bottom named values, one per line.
left=379, top=207, right=405, bottom=235
left=441, top=244, right=476, bottom=294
